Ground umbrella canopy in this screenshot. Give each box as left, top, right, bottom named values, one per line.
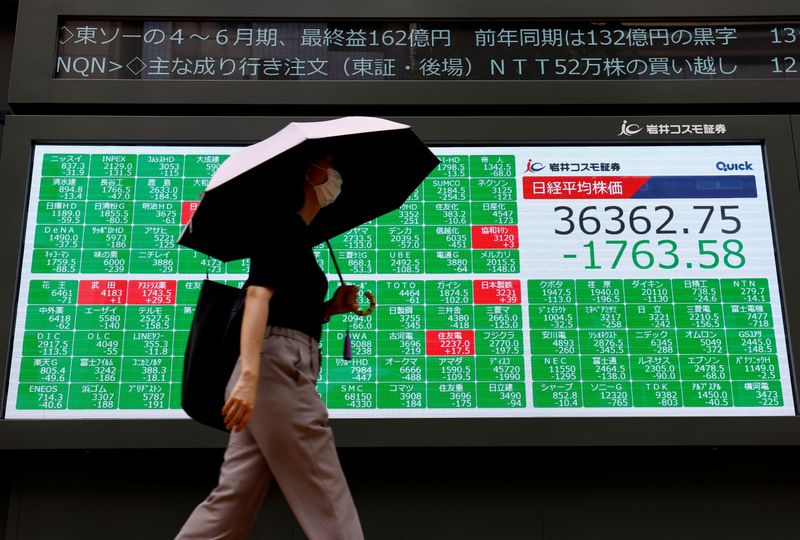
left=177, top=117, right=440, bottom=261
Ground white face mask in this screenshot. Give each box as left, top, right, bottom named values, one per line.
left=306, top=165, right=343, bottom=208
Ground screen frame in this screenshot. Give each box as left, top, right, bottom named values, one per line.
left=1, top=113, right=800, bottom=448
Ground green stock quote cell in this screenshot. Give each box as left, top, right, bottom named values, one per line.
left=475, top=305, right=522, bottom=330
left=672, top=279, right=721, bottom=303
left=70, top=357, right=120, bottom=383
left=427, top=382, right=476, bottom=408
left=424, top=305, right=473, bottom=330
left=423, top=202, right=469, bottom=226
left=136, top=154, right=185, bottom=178
left=632, top=382, right=682, bottom=407
left=35, top=250, right=76, bottom=275
left=183, top=154, right=229, bottom=178
left=121, top=357, right=172, bottom=383
left=80, top=250, right=129, bottom=273
left=532, top=356, right=581, bottom=382
left=423, top=177, right=470, bottom=202
left=625, top=304, right=675, bottom=329
left=377, top=251, right=424, bottom=274
left=87, top=178, right=134, bottom=201
left=729, top=355, right=780, bottom=381
left=327, top=383, right=377, bottom=409
left=37, top=201, right=85, bottom=225
left=16, top=384, right=68, bottom=410
left=475, top=356, right=525, bottom=381
left=425, top=280, right=473, bottom=305
left=533, top=382, right=581, bottom=408
left=630, top=356, right=679, bottom=381
left=628, top=330, right=677, bottom=355
left=469, top=155, right=516, bottom=180
left=377, top=357, right=425, bottom=383
left=134, top=202, right=180, bottom=225
left=471, top=178, right=516, bottom=201
left=427, top=356, right=475, bottom=383
left=723, top=304, right=773, bottom=329
left=471, top=202, right=518, bottom=225
left=377, top=383, right=426, bottom=408
left=19, top=357, right=71, bottom=384
left=182, top=178, right=211, bottom=201
left=119, top=383, right=170, bottom=409
left=721, top=278, right=770, bottom=303
left=577, top=304, right=626, bottom=330
left=473, top=250, right=520, bottom=274
left=580, top=356, right=630, bottom=381
left=529, top=305, right=577, bottom=330
left=476, top=382, right=525, bottom=408
left=376, top=280, right=424, bottom=304
left=376, top=305, right=425, bottom=331
left=39, top=177, right=87, bottom=201
left=428, top=156, right=468, bottom=179
left=130, top=250, right=178, bottom=274
left=531, top=330, right=578, bottom=356
left=680, top=355, right=730, bottom=381
left=476, top=330, right=523, bottom=356
left=376, top=226, right=423, bottom=249
left=176, top=280, right=204, bottom=304
left=582, top=382, right=633, bottom=408
left=68, top=383, right=120, bottom=410
left=131, top=225, right=179, bottom=250
left=674, top=304, right=724, bottom=329
left=89, top=154, right=136, bottom=177
left=83, top=226, right=131, bottom=250
left=528, top=280, right=575, bottom=304
left=377, top=202, right=422, bottom=226
left=677, top=330, right=727, bottom=355
left=23, top=331, right=72, bottom=357
left=576, top=279, right=624, bottom=304
left=329, top=226, right=375, bottom=250
left=42, top=154, right=89, bottom=177
left=732, top=381, right=783, bottom=407
left=379, top=331, right=425, bottom=356
left=125, top=305, right=175, bottom=331
left=624, top=279, right=673, bottom=303
left=26, top=304, right=76, bottom=331
left=28, top=280, right=78, bottom=305
left=424, top=250, right=471, bottom=273
left=425, top=225, right=471, bottom=250
left=177, top=250, right=224, bottom=274
left=682, top=381, right=732, bottom=407
left=727, top=329, right=776, bottom=354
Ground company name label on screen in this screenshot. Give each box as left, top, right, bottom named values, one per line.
left=5, top=144, right=792, bottom=419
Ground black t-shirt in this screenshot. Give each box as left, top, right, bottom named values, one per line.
left=244, top=212, right=328, bottom=342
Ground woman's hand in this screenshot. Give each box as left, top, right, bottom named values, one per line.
left=325, top=285, right=376, bottom=317
left=330, top=284, right=359, bottom=314
left=221, top=370, right=257, bottom=432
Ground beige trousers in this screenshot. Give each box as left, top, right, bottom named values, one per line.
left=176, top=326, right=363, bottom=540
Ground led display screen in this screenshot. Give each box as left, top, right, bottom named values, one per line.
left=5, top=143, right=793, bottom=418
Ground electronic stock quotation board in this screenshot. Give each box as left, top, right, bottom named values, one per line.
left=4, top=143, right=794, bottom=419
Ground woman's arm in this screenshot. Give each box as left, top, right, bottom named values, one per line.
left=222, top=285, right=273, bottom=432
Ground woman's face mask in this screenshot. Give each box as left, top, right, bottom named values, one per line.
left=307, top=164, right=343, bottom=208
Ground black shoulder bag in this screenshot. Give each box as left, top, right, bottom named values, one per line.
left=181, top=279, right=245, bottom=431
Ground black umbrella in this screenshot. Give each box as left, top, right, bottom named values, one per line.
left=177, top=117, right=440, bottom=260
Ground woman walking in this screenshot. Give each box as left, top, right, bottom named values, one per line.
left=176, top=151, right=365, bottom=540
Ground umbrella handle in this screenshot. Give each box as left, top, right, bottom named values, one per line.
left=353, top=291, right=376, bottom=317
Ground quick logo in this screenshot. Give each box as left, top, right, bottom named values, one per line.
left=716, top=161, right=753, bottom=172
